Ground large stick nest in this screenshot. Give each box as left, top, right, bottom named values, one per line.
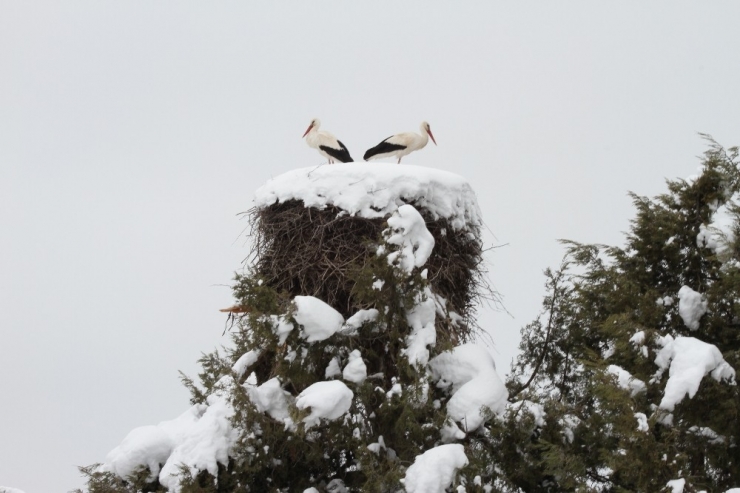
left=246, top=199, right=492, bottom=342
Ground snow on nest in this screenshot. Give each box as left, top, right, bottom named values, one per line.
left=254, top=163, right=481, bottom=231
left=384, top=204, right=435, bottom=273
left=0, top=487, right=26, bottom=493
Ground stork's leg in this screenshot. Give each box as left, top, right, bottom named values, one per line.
left=397, top=157, right=402, bottom=164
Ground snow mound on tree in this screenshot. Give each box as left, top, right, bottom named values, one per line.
left=342, top=349, right=367, bottom=383
left=677, top=286, right=707, bottom=331
left=666, top=478, right=686, bottom=493
left=403, top=443, right=469, bottom=493
left=429, top=344, right=508, bottom=432
left=384, top=204, right=435, bottom=273
left=233, top=349, right=260, bottom=378
left=296, top=380, right=354, bottom=428
left=340, top=308, right=379, bottom=335
left=607, top=365, right=647, bottom=396
left=254, top=163, right=481, bottom=231
left=246, top=377, right=294, bottom=428
left=654, top=335, right=736, bottom=411
left=0, top=487, right=27, bottom=493
left=404, top=287, right=437, bottom=367
left=293, top=296, right=345, bottom=342
left=103, top=385, right=238, bottom=492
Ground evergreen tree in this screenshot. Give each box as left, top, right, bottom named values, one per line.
left=500, top=140, right=740, bottom=492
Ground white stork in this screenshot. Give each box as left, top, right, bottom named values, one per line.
left=302, top=118, right=353, bottom=163
left=363, top=121, right=437, bottom=163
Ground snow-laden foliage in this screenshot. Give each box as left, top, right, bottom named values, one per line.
left=502, top=140, right=740, bottom=492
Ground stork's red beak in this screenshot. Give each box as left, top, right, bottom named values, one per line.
left=302, top=123, right=314, bottom=138
left=427, top=128, right=437, bottom=145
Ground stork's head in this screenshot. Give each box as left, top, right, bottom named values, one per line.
left=422, top=121, right=437, bottom=145
left=302, top=118, right=320, bottom=138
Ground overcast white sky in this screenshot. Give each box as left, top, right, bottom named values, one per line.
left=2, top=2, right=740, bottom=491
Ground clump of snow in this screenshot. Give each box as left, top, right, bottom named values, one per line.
left=429, top=344, right=508, bottom=432
left=384, top=204, right=435, bottom=273
left=0, top=488, right=26, bottom=493
left=510, top=400, right=547, bottom=428
left=440, top=419, right=467, bottom=443
left=634, top=412, right=649, bottom=432
left=688, top=425, right=725, bottom=444
left=403, top=444, right=469, bottom=493
left=340, top=308, right=379, bottom=335
left=325, top=357, right=342, bottom=378
left=104, top=383, right=240, bottom=492
left=654, top=335, right=736, bottom=411
left=607, top=365, right=647, bottom=396
left=342, top=350, right=367, bottom=383
left=656, top=296, right=674, bottom=307
left=293, top=296, right=345, bottom=342
left=559, top=414, right=580, bottom=443
left=697, top=200, right=735, bottom=254
left=270, top=314, right=295, bottom=345
left=630, top=331, right=646, bottom=345
left=367, top=435, right=387, bottom=455
left=677, top=286, right=708, bottom=331
left=386, top=378, right=403, bottom=399
left=254, top=164, right=481, bottom=231
left=403, top=287, right=437, bottom=367
left=630, top=331, right=649, bottom=358
left=105, top=425, right=175, bottom=481
left=246, top=377, right=294, bottom=429
left=233, top=349, right=261, bottom=378
left=303, top=488, right=320, bottom=493
left=295, top=380, right=354, bottom=429
left=666, top=478, right=686, bottom=493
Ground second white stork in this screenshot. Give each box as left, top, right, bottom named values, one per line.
left=363, top=121, right=437, bottom=163
left=302, top=118, right=353, bottom=163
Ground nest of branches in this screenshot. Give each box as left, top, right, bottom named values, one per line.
left=246, top=199, right=492, bottom=342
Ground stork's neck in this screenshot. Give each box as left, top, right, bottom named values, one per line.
left=418, top=123, right=429, bottom=147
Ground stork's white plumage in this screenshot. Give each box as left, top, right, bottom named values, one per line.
left=363, top=121, right=437, bottom=164
left=302, top=118, right=353, bottom=163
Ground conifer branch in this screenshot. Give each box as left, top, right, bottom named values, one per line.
left=510, top=261, right=568, bottom=400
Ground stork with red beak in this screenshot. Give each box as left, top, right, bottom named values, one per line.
left=302, top=118, right=353, bottom=163
left=363, top=121, right=437, bottom=164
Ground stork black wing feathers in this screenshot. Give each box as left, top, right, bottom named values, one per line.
left=363, top=138, right=407, bottom=161
left=320, top=140, right=353, bottom=163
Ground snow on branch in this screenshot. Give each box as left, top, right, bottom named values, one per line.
left=653, top=334, right=736, bottom=411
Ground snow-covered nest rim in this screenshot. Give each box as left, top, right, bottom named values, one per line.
left=253, top=164, right=482, bottom=232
